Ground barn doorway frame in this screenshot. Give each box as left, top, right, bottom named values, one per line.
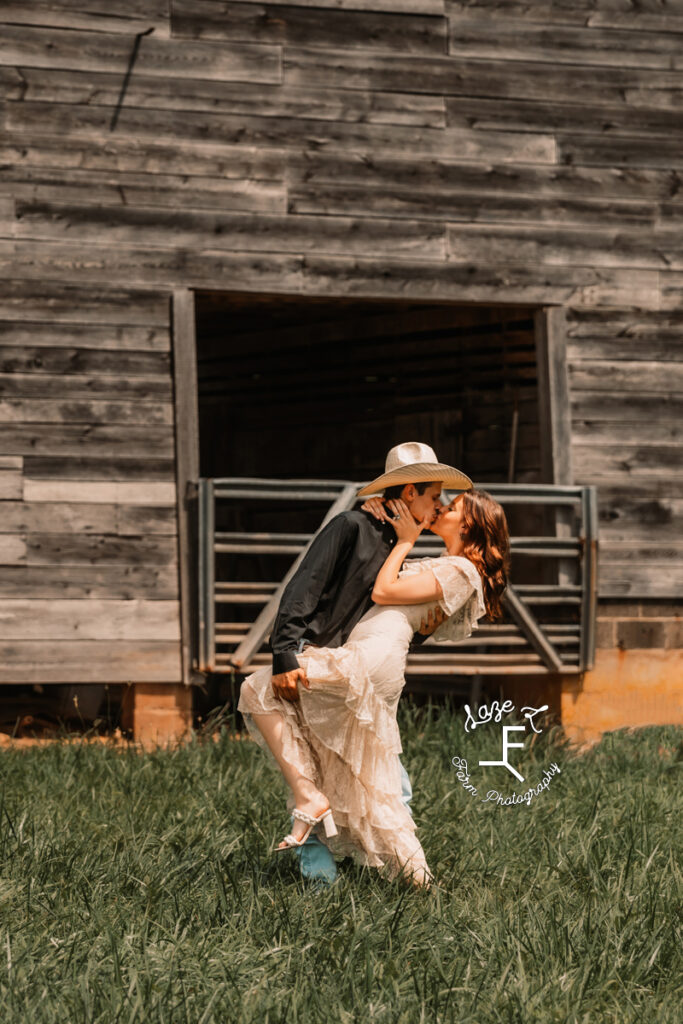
left=171, top=289, right=574, bottom=686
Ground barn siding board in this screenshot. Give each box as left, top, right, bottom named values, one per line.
left=447, top=16, right=683, bottom=69
left=0, top=1, right=171, bottom=35
left=0, top=70, right=445, bottom=130
left=288, top=153, right=680, bottom=204
left=0, top=566, right=179, bottom=601
left=0, top=0, right=681, bottom=700
left=0, top=255, right=180, bottom=684
left=0, top=322, right=170, bottom=352
left=283, top=46, right=683, bottom=106
left=0, top=25, right=282, bottom=84
left=0, top=134, right=286, bottom=181
left=445, top=2, right=683, bottom=35
left=290, top=185, right=657, bottom=228
left=170, top=0, right=448, bottom=55
left=3, top=103, right=557, bottom=163
left=0, top=642, right=181, bottom=684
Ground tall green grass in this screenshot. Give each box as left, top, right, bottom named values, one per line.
left=0, top=701, right=680, bottom=1023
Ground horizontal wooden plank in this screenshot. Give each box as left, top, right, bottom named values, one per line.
left=289, top=150, right=681, bottom=203
left=598, top=493, right=683, bottom=544
left=445, top=2, right=683, bottom=35
left=569, top=361, right=683, bottom=393
left=0, top=240, right=662, bottom=307
left=567, top=308, right=683, bottom=337
left=573, top=444, right=683, bottom=480
left=286, top=254, right=661, bottom=307
left=0, top=132, right=285, bottom=180
left=0, top=536, right=26, bottom=562
left=0, top=280, right=169, bottom=325
left=290, top=184, right=656, bottom=227
left=0, top=371, right=171, bottom=401
left=599, top=522, right=683, bottom=548
left=284, top=46, right=683, bottom=108
left=571, top=392, right=683, bottom=422
left=448, top=15, right=683, bottom=70
left=0, top=321, right=169, bottom=352
left=0, top=424, right=174, bottom=458
left=599, top=566, right=683, bottom=599
left=0, top=533, right=177, bottom=567
left=568, top=339, right=683, bottom=363
left=0, top=599, right=180, bottom=640
left=658, top=271, right=683, bottom=309
left=4, top=102, right=557, bottom=163
left=0, top=565, right=179, bottom=600
left=0, top=469, right=22, bottom=499
left=444, top=93, right=683, bottom=139
left=0, top=24, right=281, bottom=84
left=22, top=480, right=176, bottom=505
left=170, top=0, right=447, bottom=55
left=0, top=164, right=287, bottom=216
left=0, top=398, right=173, bottom=426
left=0, top=345, right=170, bottom=378
left=196, top=0, right=446, bottom=10
left=12, top=200, right=447, bottom=260
left=0, top=640, right=182, bottom=683
left=559, top=134, right=683, bottom=169
left=572, top=419, right=681, bottom=445
left=0, top=66, right=444, bottom=129
left=447, top=224, right=681, bottom=271
left=0, top=500, right=177, bottom=534
left=23, top=458, right=175, bottom=483
left=0, top=1, right=170, bottom=35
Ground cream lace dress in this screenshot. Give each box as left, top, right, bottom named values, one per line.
left=237, top=555, right=485, bottom=881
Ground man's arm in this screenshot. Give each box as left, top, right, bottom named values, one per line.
left=270, top=512, right=358, bottom=677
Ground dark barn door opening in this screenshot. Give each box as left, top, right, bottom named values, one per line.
left=190, top=292, right=554, bottom=689
left=174, top=290, right=586, bottom=717
left=195, top=292, right=543, bottom=492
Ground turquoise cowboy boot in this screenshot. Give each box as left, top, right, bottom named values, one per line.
left=292, top=757, right=414, bottom=886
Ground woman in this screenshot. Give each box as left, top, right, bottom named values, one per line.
left=237, top=489, right=510, bottom=889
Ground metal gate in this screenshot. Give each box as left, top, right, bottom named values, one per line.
left=196, top=479, right=598, bottom=678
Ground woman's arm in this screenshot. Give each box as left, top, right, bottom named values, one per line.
left=371, top=499, right=444, bottom=606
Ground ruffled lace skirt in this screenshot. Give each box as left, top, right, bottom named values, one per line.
left=237, top=641, right=430, bottom=882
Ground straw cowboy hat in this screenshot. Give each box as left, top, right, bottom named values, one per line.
left=357, top=442, right=473, bottom=497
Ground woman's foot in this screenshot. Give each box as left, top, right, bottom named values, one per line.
left=279, top=786, right=331, bottom=849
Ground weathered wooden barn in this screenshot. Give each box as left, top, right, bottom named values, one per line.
left=0, top=0, right=681, bottom=745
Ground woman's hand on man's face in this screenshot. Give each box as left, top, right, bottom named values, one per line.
left=361, top=496, right=393, bottom=522
left=387, top=499, right=430, bottom=544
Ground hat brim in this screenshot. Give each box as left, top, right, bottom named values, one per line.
left=357, top=463, right=473, bottom=497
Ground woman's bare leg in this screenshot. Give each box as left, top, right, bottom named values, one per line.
left=251, top=711, right=331, bottom=845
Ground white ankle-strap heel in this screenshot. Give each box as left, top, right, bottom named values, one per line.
left=276, top=806, right=338, bottom=851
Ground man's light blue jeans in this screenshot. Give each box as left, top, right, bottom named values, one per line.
left=291, top=756, right=413, bottom=885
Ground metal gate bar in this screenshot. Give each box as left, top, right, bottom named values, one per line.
left=197, top=479, right=598, bottom=677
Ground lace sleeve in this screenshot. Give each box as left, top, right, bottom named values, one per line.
left=429, top=557, right=486, bottom=645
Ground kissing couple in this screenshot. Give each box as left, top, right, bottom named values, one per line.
left=237, top=442, right=510, bottom=890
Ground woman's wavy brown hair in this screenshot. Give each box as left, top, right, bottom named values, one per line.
left=460, top=489, right=510, bottom=620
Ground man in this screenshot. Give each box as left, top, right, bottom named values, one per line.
left=268, top=442, right=472, bottom=885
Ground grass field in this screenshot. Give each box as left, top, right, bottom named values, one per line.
left=0, top=701, right=680, bottom=1023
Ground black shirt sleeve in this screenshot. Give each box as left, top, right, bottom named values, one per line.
left=270, top=513, right=358, bottom=675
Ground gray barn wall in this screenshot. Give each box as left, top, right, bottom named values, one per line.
left=0, top=0, right=681, bottom=684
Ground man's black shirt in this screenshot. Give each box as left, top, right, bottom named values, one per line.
left=270, top=509, right=399, bottom=675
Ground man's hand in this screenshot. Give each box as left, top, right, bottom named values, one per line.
left=271, top=668, right=310, bottom=702
left=418, top=606, right=447, bottom=636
